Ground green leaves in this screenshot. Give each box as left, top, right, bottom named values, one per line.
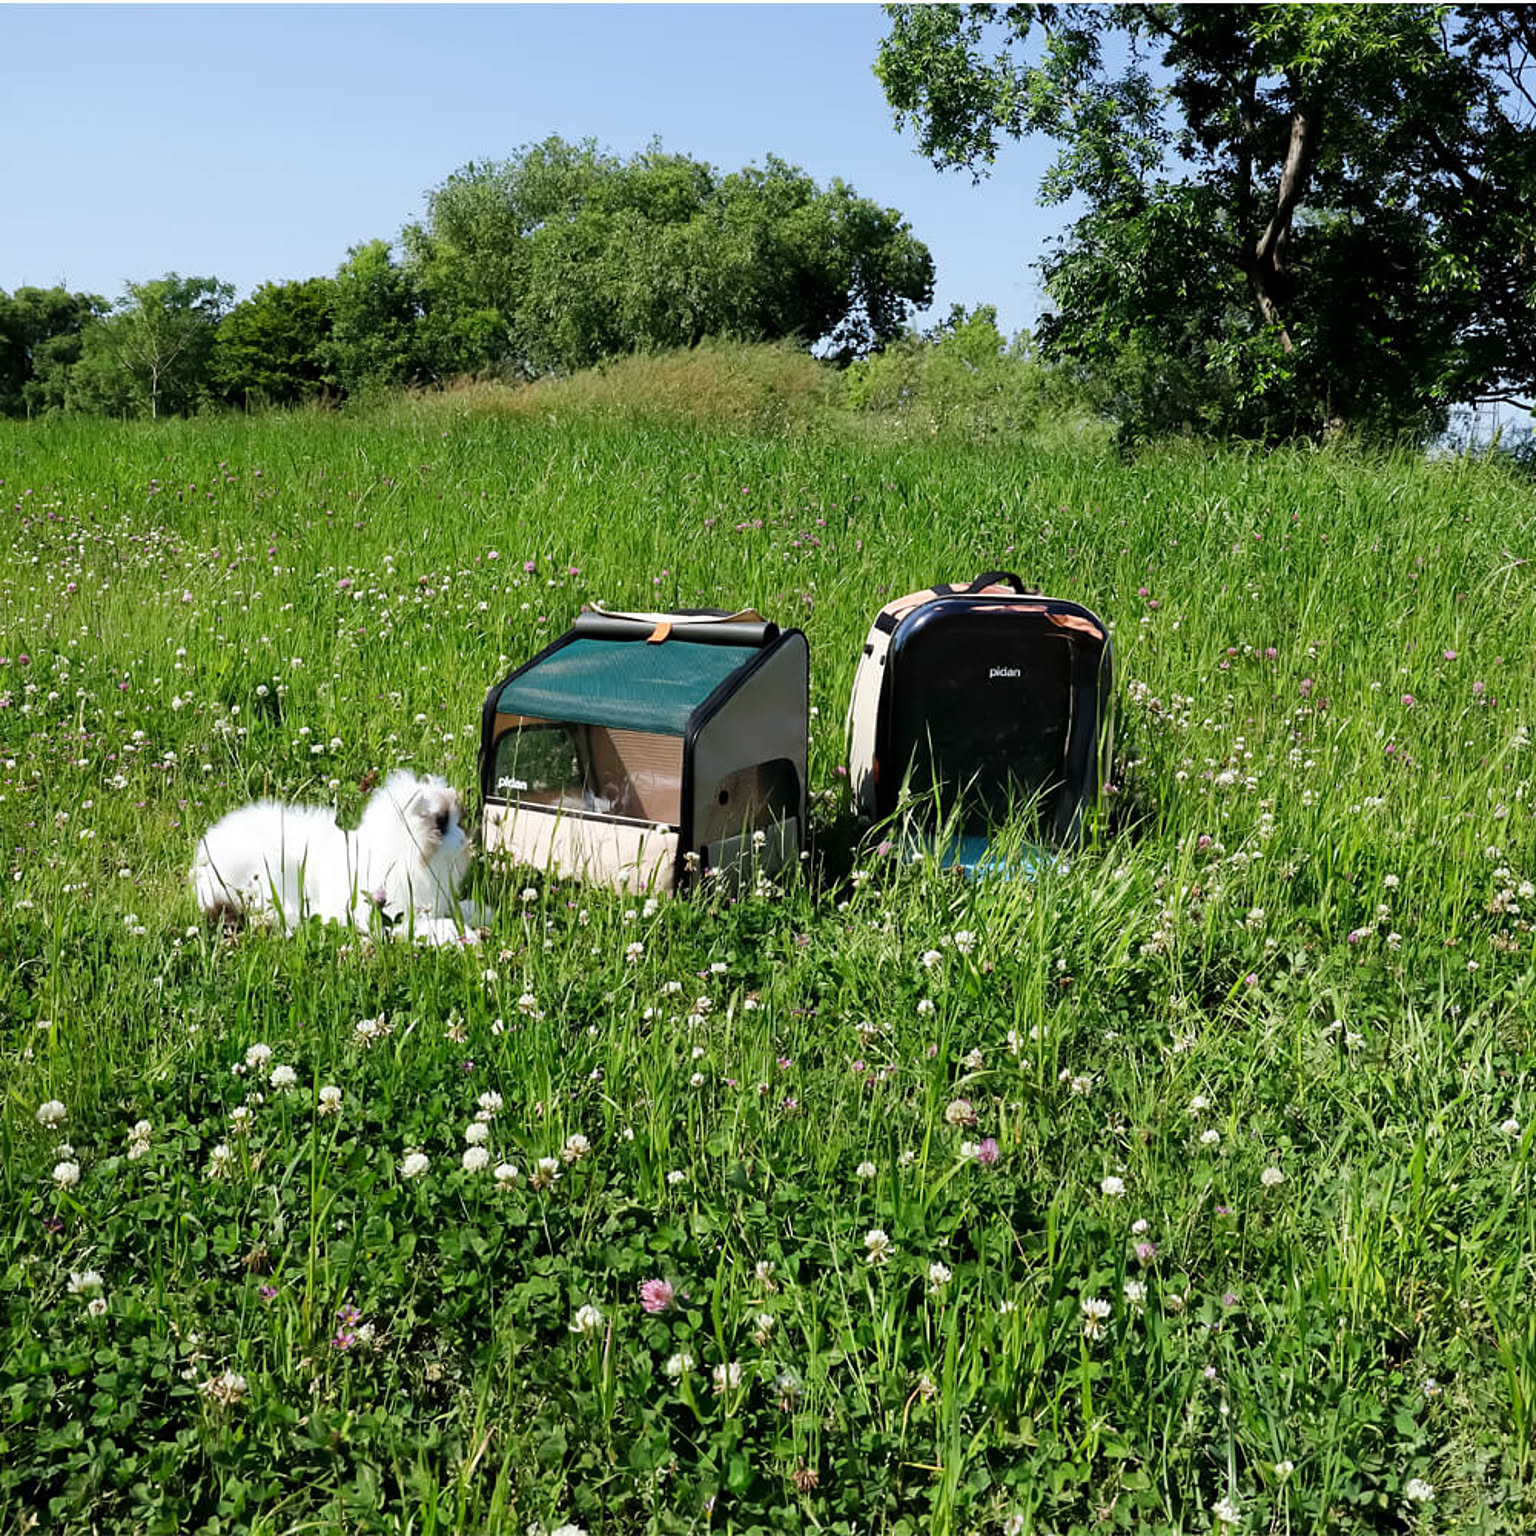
left=67, top=273, right=234, bottom=421
left=403, top=138, right=935, bottom=378
left=878, top=4, right=1536, bottom=443
left=211, top=279, right=337, bottom=410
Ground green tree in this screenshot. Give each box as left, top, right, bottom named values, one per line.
left=68, top=274, right=232, bottom=419
left=322, top=241, right=429, bottom=395
left=402, top=137, right=935, bottom=377
left=0, top=287, right=108, bottom=417
left=876, top=4, right=1536, bottom=441
left=212, top=278, right=337, bottom=408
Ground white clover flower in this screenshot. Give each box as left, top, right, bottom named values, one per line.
left=752, top=1312, right=775, bottom=1345
left=36, top=1100, right=67, bottom=1129
left=126, top=1120, right=152, bottom=1159
left=755, top=1259, right=778, bottom=1289
left=52, top=1159, right=81, bottom=1189
left=86, top=1296, right=108, bottom=1318
left=464, top=1121, right=490, bottom=1147
left=920, top=949, right=943, bottom=970
left=1122, top=1279, right=1147, bottom=1310
left=569, top=1303, right=605, bottom=1336
left=199, top=1370, right=249, bottom=1407
left=1200, top=1128, right=1221, bottom=1147
left=1212, top=1495, right=1242, bottom=1527
left=400, top=1151, right=430, bottom=1180
left=624, top=941, right=645, bottom=963
left=228, top=1105, right=253, bottom=1134
left=1274, top=1460, right=1295, bottom=1480
left=863, top=1228, right=893, bottom=1265
left=1080, top=1296, right=1111, bottom=1340
left=317, top=1085, right=342, bottom=1115
left=1188, top=1095, right=1210, bottom=1114
left=1131, top=1218, right=1149, bottom=1236
left=562, top=1133, right=590, bottom=1164
left=206, top=1144, right=234, bottom=1179
left=1404, top=1477, right=1434, bottom=1503
left=927, top=1261, right=952, bottom=1293
left=494, top=1162, right=521, bottom=1189
left=711, top=1361, right=743, bottom=1393
left=68, top=1269, right=104, bottom=1294
left=477, top=1090, right=503, bottom=1119
left=1260, top=1165, right=1285, bottom=1188
left=268, top=1064, right=298, bottom=1091
left=664, top=1351, right=694, bottom=1378
left=666, top=1169, right=686, bottom=1187
left=1100, top=1175, right=1127, bottom=1198
left=531, top=1156, right=562, bottom=1190
left=1501, top=1118, right=1522, bottom=1140
left=462, top=1145, right=490, bottom=1173
left=244, top=1043, right=272, bottom=1073
left=773, top=1368, right=802, bottom=1403
left=856, top=1160, right=877, bottom=1179
left=354, top=1015, right=392, bottom=1046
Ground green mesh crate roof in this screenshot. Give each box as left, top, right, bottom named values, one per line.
left=494, top=638, right=759, bottom=735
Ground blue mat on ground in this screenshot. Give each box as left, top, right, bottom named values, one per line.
left=908, top=831, right=1060, bottom=879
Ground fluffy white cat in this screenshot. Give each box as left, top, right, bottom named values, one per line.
left=191, top=771, right=488, bottom=942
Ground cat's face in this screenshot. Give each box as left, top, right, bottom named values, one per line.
left=407, top=779, right=472, bottom=875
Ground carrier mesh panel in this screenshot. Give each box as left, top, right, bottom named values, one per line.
left=494, top=639, right=758, bottom=736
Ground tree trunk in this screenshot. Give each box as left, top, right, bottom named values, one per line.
left=1248, top=99, right=1320, bottom=353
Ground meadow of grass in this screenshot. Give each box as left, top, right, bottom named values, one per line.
left=2, top=376, right=1534, bottom=1535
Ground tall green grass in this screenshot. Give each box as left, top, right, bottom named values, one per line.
left=1, top=396, right=1533, bottom=1534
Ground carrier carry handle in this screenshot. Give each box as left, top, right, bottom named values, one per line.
left=963, top=571, right=1030, bottom=595
left=572, top=611, right=778, bottom=647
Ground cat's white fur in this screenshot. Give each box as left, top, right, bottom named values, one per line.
left=191, top=772, right=487, bottom=942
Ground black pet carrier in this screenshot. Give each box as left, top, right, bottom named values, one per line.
left=846, top=573, right=1112, bottom=869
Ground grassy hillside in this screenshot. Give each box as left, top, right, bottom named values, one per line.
left=2, top=395, right=1534, bottom=1534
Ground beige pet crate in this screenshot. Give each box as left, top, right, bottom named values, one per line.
left=479, top=609, right=807, bottom=893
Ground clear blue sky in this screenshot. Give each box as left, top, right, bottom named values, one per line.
left=2, top=3, right=1065, bottom=338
